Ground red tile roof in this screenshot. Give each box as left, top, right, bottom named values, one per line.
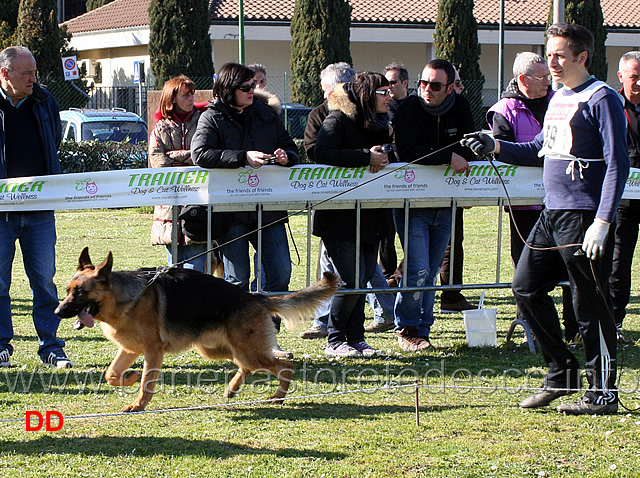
left=63, top=0, right=640, bottom=34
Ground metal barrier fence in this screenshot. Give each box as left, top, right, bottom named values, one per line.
left=174, top=196, right=528, bottom=298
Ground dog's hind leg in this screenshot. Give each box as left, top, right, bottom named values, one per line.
left=225, top=368, right=249, bottom=399
left=232, top=355, right=294, bottom=404
left=105, top=347, right=140, bottom=387
left=268, top=359, right=294, bottom=403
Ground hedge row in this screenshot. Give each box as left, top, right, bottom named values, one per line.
left=58, top=139, right=309, bottom=174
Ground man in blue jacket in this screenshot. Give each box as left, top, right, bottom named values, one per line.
left=463, top=24, right=629, bottom=415
left=0, top=46, right=71, bottom=368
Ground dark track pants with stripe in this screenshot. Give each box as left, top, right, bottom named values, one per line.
left=513, top=209, right=617, bottom=400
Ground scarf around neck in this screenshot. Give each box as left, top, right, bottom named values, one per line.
left=419, top=91, right=455, bottom=117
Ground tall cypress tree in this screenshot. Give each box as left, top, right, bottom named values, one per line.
left=433, top=0, right=485, bottom=129
left=549, top=0, right=608, bottom=81
left=0, top=0, right=20, bottom=30
left=0, top=0, right=19, bottom=49
left=290, top=0, right=352, bottom=107
left=16, top=0, right=63, bottom=83
left=148, top=0, right=214, bottom=89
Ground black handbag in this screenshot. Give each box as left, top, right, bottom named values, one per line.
left=178, top=205, right=210, bottom=242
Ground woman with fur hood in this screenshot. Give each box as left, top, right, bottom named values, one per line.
left=149, top=75, right=208, bottom=271
left=313, top=71, right=395, bottom=357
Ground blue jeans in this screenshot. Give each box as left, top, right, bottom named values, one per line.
left=0, top=211, right=64, bottom=358
left=392, top=207, right=452, bottom=338
left=313, top=241, right=334, bottom=327
left=367, top=263, right=396, bottom=324
left=219, top=222, right=291, bottom=292
left=166, top=243, right=208, bottom=273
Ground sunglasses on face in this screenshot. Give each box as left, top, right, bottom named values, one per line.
left=375, top=89, right=391, bottom=96
left=527, top=74, right=552, bottom=81
left=420, top=80, right=450, bottom=92
left=388, top=80, right=398, bottom=85
left=454, top=80, right=463, bottom=87
left=237, top=82, right=257, bottom=92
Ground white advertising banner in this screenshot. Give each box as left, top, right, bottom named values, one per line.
left=1, top=162, right=640, bottom=212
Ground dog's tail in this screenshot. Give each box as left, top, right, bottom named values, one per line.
left=267, top=272, right=339, bottom=330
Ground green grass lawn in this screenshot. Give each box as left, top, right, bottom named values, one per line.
left=1, top=207, right=639, bottom=477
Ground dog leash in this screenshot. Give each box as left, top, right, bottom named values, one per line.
left=166, top=141, right=465, bottom=271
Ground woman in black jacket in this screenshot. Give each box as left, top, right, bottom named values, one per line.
left=313, top=71, right=394, bottom=357
left=190, top=63, right=298, bottom=357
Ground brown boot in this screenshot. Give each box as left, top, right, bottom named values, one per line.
left=396, top=327, right=434, bottom=352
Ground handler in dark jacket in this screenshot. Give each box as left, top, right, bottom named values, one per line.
left=191, top=62, right=298, bottom=296
left=313, top=71, right=394, bottom=357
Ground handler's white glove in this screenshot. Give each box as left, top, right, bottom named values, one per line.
left=460, top=132, right=496, bottom=156
left=582, top=219, right=610, bottom=260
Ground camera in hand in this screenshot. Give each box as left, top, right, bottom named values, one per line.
left=264, top=155, right=277, bottom=164
left=380, top=144, right=393, bottom=153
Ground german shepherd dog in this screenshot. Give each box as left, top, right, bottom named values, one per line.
left=55, top=247, right=338, bottom=412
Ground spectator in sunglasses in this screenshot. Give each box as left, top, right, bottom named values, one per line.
left=391, top=59, right=476, bottom=352
left=191, top=62, right=299, bottom=358
left=313, top=71, right=396, bottom=357
left=384, top=62, right=410, bottom=123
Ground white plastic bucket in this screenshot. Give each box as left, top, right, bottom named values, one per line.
left=462, top=308, right=497, bottom=347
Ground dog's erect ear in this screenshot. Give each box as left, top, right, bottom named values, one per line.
left=95, top=252, right=114, bottom=282
left=78, top=247, right=93, bottom=270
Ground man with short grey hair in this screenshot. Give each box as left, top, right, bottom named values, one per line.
left=609, top=51, right=640, bottom=339
left=303, top=62, right=355, bottom=161
left=0, top=46, right=71, bottom=368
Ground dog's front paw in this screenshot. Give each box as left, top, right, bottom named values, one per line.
left=223, top=387, right=236, bottom=399
left=267, top=395, right=285, bottom=405
left=121, top=402, right=146, bottom=413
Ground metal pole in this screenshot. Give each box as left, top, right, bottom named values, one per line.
left=551, top=0, right=565, bottom=90
left=238, top=0, right=245, bottom=64
left=553, top=0, right=565, bottom=24
left=498, top=0, right=505, bottom=98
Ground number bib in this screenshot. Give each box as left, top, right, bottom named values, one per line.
left=539, top=80, right=609, bottom=161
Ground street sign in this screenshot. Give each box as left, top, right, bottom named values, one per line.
left=62, top=56, right=79, bottom=81
left=133, top=60, right=140, bottom=84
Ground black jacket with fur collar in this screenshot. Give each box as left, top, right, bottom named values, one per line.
left=190, top=89, right=298, bottom=228
left=312, top=85, right=392, bottom=243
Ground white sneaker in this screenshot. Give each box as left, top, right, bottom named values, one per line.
left=0, top=348, right=11, bottom=367
left=42, top=351, right=73, bottom=369
left=349, top=340, right=377, bottom=357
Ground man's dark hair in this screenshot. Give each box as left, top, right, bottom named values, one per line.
left=425, top=59, right=456, bottom=85
left=546, top=23, right=594, bottom=69
left=384, top=62, right=409, bottom=82
left=212, top=62, right=255, bottom=107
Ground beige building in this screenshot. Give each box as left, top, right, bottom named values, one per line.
left=63, top=0, right=640, bottom=106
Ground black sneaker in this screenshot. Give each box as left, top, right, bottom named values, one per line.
left=364, top=321, right=394, bottom=333
left=0, top=348, right=11, bottom=367
left=519, top=388, right=574, bottom=408
left=42, top=351, right=73, bottom=369
left=557, top=393, right=618, bottom=415
left=440, top=296, right=476, bottom=313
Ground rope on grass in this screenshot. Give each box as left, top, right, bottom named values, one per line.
left=1, top=382, right=637, bottom=424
